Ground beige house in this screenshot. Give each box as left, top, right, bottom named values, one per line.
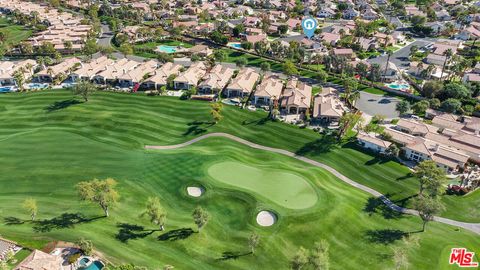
left=357, top=132, right=392, bottom=154
left=253, top=75, right=284, bottom=105
left=35, top=57, right=81, bottom=82
left=142, top=62, right=183, bottom=90
left=118, top=60, right=158, bottom=87
left=225, top=68, right=260, bottom=98
left=187, top=45, right=213, bottom=57
left=0, top=59, right=37, bottom=85
left=69, top=56, right=114, bottom=81
left=93, top=58, right=140, bottom=84
left=14, top=249, right=62, bottom=270
left=280, top=78, right=312, bottom=115
left=174, top=62, right=207, bottom=90
left=312, top=87, right=346, bottom=123
left=198, top=64, right=234, bottom=95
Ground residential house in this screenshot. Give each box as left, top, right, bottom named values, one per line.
left=118, top=60, right=158, bottom=87
left=69, top=56, right=114, bottom=81
left=14, top=250, right=62, bottom=270
left=362, top=7, right=379, bottom=20
left=343, top=8, right=359, bottom=19
left=0, top=59, right=37, bottom=86
left=320, top=32, right=341, bottom=46
left=93, top=58, right=140, bottom=84
left=280, top=78, right=312, bottom=115
left=174, top=62, right=207, bottom=90
left=225, top=68, right=260, bottom=97
left=357, top=132, right=392, bottom=154
left=424, top=53, right=447, bottom=66
left=253, top=75, right=284, bottom=105
left=142, top=62, right=183, bottom=90
left=311, top=87, right=346, bottom=123
left=198, top=64, right=235, bottom=95
left=35, top=57, right=80, bottom=82
left=187, top=45, right=213, bottom=57
left=332, top=48, right=356, bottom=60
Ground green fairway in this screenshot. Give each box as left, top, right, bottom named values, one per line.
left=0, top=90, right=478, bottom=269
left=0, top=90, right=477, bottom=223
left=207, top=161, right=318, bottom=209
left=0, top=17, right=32, bottom=47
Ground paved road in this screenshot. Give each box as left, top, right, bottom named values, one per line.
left=367, top=40, right=432, bottom=68
left=355, top=91, right=400, bottom=119
left=97, top=23, right=113, bottom=48
left=145, top=132, right=480, bottom=235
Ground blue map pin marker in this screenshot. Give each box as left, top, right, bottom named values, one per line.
left=302, top=17, right=317, bottom=39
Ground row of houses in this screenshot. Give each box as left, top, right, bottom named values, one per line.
left=0, top=0, right=92, bottom=52
left=358, top=109, right=480, bottom=173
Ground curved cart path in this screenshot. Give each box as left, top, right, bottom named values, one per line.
left=145, top=132, right=480, bottom=235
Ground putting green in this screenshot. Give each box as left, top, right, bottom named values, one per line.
left=207, top=161, right=318, bottom=209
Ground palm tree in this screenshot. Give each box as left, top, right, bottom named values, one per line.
left=383, top=50, right=393, bottom=82
left=440, top=48, right=452, bottom=80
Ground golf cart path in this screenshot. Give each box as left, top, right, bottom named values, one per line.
left=145, top=132, right=480, bottom=235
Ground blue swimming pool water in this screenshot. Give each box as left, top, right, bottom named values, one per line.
left=157, top=45, right=178, bottom=54
left=28, top=83, right=47, bottom=89
left=0, top=86, right=12, bottom=93
left=228, top=43, right=242, bottom=49
left=80, top=260, right=104, bottom=270
left=386, top=83, right=409, bottom=90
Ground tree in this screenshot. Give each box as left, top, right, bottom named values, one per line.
left=385, top=144, right=400, bottom=158
left=337, top=112, right=361, bottom=140
left=409, top=45, right=418, bottom=57
left=157, top=52, right=174, bottom=63
left=395, top=100, right=410, bottom=115
left=213, top=50, right=227, bottom=62
left=0, top=260, right=7, bottom=270
left=440, top=98, right=462, bottom=113
left=13, top=69, right=25, bottom=92
left=235, top=57, right=247, bottom=68
left=210, top=102, right=223, bottom=124
left=278, top=24, right=289, bottom=35
left=73, top=80, right=96, bottom=102
left=76, top=178, right=119, bottom=217
left=248, top=232, right=260, bottom=254
left=260, top=62, right=270, bottom=73
left=412, top=100, right=430, bottom=115
left=22, top=198, right=37, bottom=221
left=343, top=78, right=359, bottom=108
left=421, top=81, right=443, bottom=98
left=440, top=48, right=453, bottom=80
left=82, top=38, right=99, bottom=58
left=64, top=41, right=73, bottom=52
left=413, top=195, right=445, bottom=232
left=119, top=43, right=133, bottom=57
left=192, top=206, right=208, bottom=231
left=141, top=197, right=167, bottom=231
left=309, top=240, right=330, bottom=270
left=383, top=50, right=393, bottom=82
left=241, top=42, right=253, bottom=50
left=233, top=24, right=244, bottom=37
left=317, top=70, right=328, bottom=84
left=283, top=60, right=298, bottom=76
left=440, top=83, right=471, bottom=100
left=291, top=247, right=309, bottom=270
left=76, top=238, right=94, bottom=256
left=414, top=160, right=447, bottom=197
left=391, top=235, right=419, bottom=270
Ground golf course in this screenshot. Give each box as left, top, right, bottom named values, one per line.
left=0, top=90, right=478, bottom=269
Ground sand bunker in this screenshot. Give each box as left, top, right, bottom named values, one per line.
left=256, top=211, right=277, bottom=226
left=187, top=186, right=204, bottom=197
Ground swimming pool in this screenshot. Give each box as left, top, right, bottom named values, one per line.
left=385, top=82, right=410, bottom=91
left=228, top=42, right=242, bottom=49
left=156, top=45, right=178, bottom=54
left=0, top=86, right=12, bottom=93
left=27, top=83, right=48, bottom=89
left=79, top=259, right=104, bottom=270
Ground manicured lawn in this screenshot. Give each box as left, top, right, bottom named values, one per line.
left=8, top=249, right=31, bottom=269
left=208, top=161, right=318, bottom=209
left=0, top=17, right=32, bottom=47
left=0, top=90, right=478, bottom=269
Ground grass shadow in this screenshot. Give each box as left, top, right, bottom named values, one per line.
left=396, top=173, right=414, bottom=181
left=363, top=196, right=404, bottom=220
left=32, top=213, right=104, bottom=233
left=45, top=99, right=82, bottom=112
left=3, top=216, right=25, bottom=225
left=115, top=223, right=156, bottom=243
left=216, top=251, right=251, bottom=261
left=295, top=133, right=337, bottom=155
left=183, top=121, right=213, bottom=136
left=365, top=229, right=407, bottom=245
left=158, top=228, right=194, bottom=241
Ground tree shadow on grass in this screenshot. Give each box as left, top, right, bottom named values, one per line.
left=295, top=133, right=338, bottom=155
left=183, top=121, right=213, bottom=136
left=241, top=117, right=270, bottom=126
left=3, top=216, right=25, bottom=225
left=45, top=99, right=82, bottom=112
left=363, top=196, right=404, bottom=220
left=32, top=213, right=104, bottom=233
left=115, top=223, right=157, bottom=243
left=364, top=229, right=407, bottom=245
left=216, top=251, right=251, bottom=261
left=396, top=173, right=414, bottom=181
left=158, top=228, right=194, bottom=241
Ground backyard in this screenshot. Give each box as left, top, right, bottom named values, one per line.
left=0, top=90, right=478, bottom=269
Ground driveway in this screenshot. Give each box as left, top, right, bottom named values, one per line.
left=355, top=91, right=399, bottom=119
